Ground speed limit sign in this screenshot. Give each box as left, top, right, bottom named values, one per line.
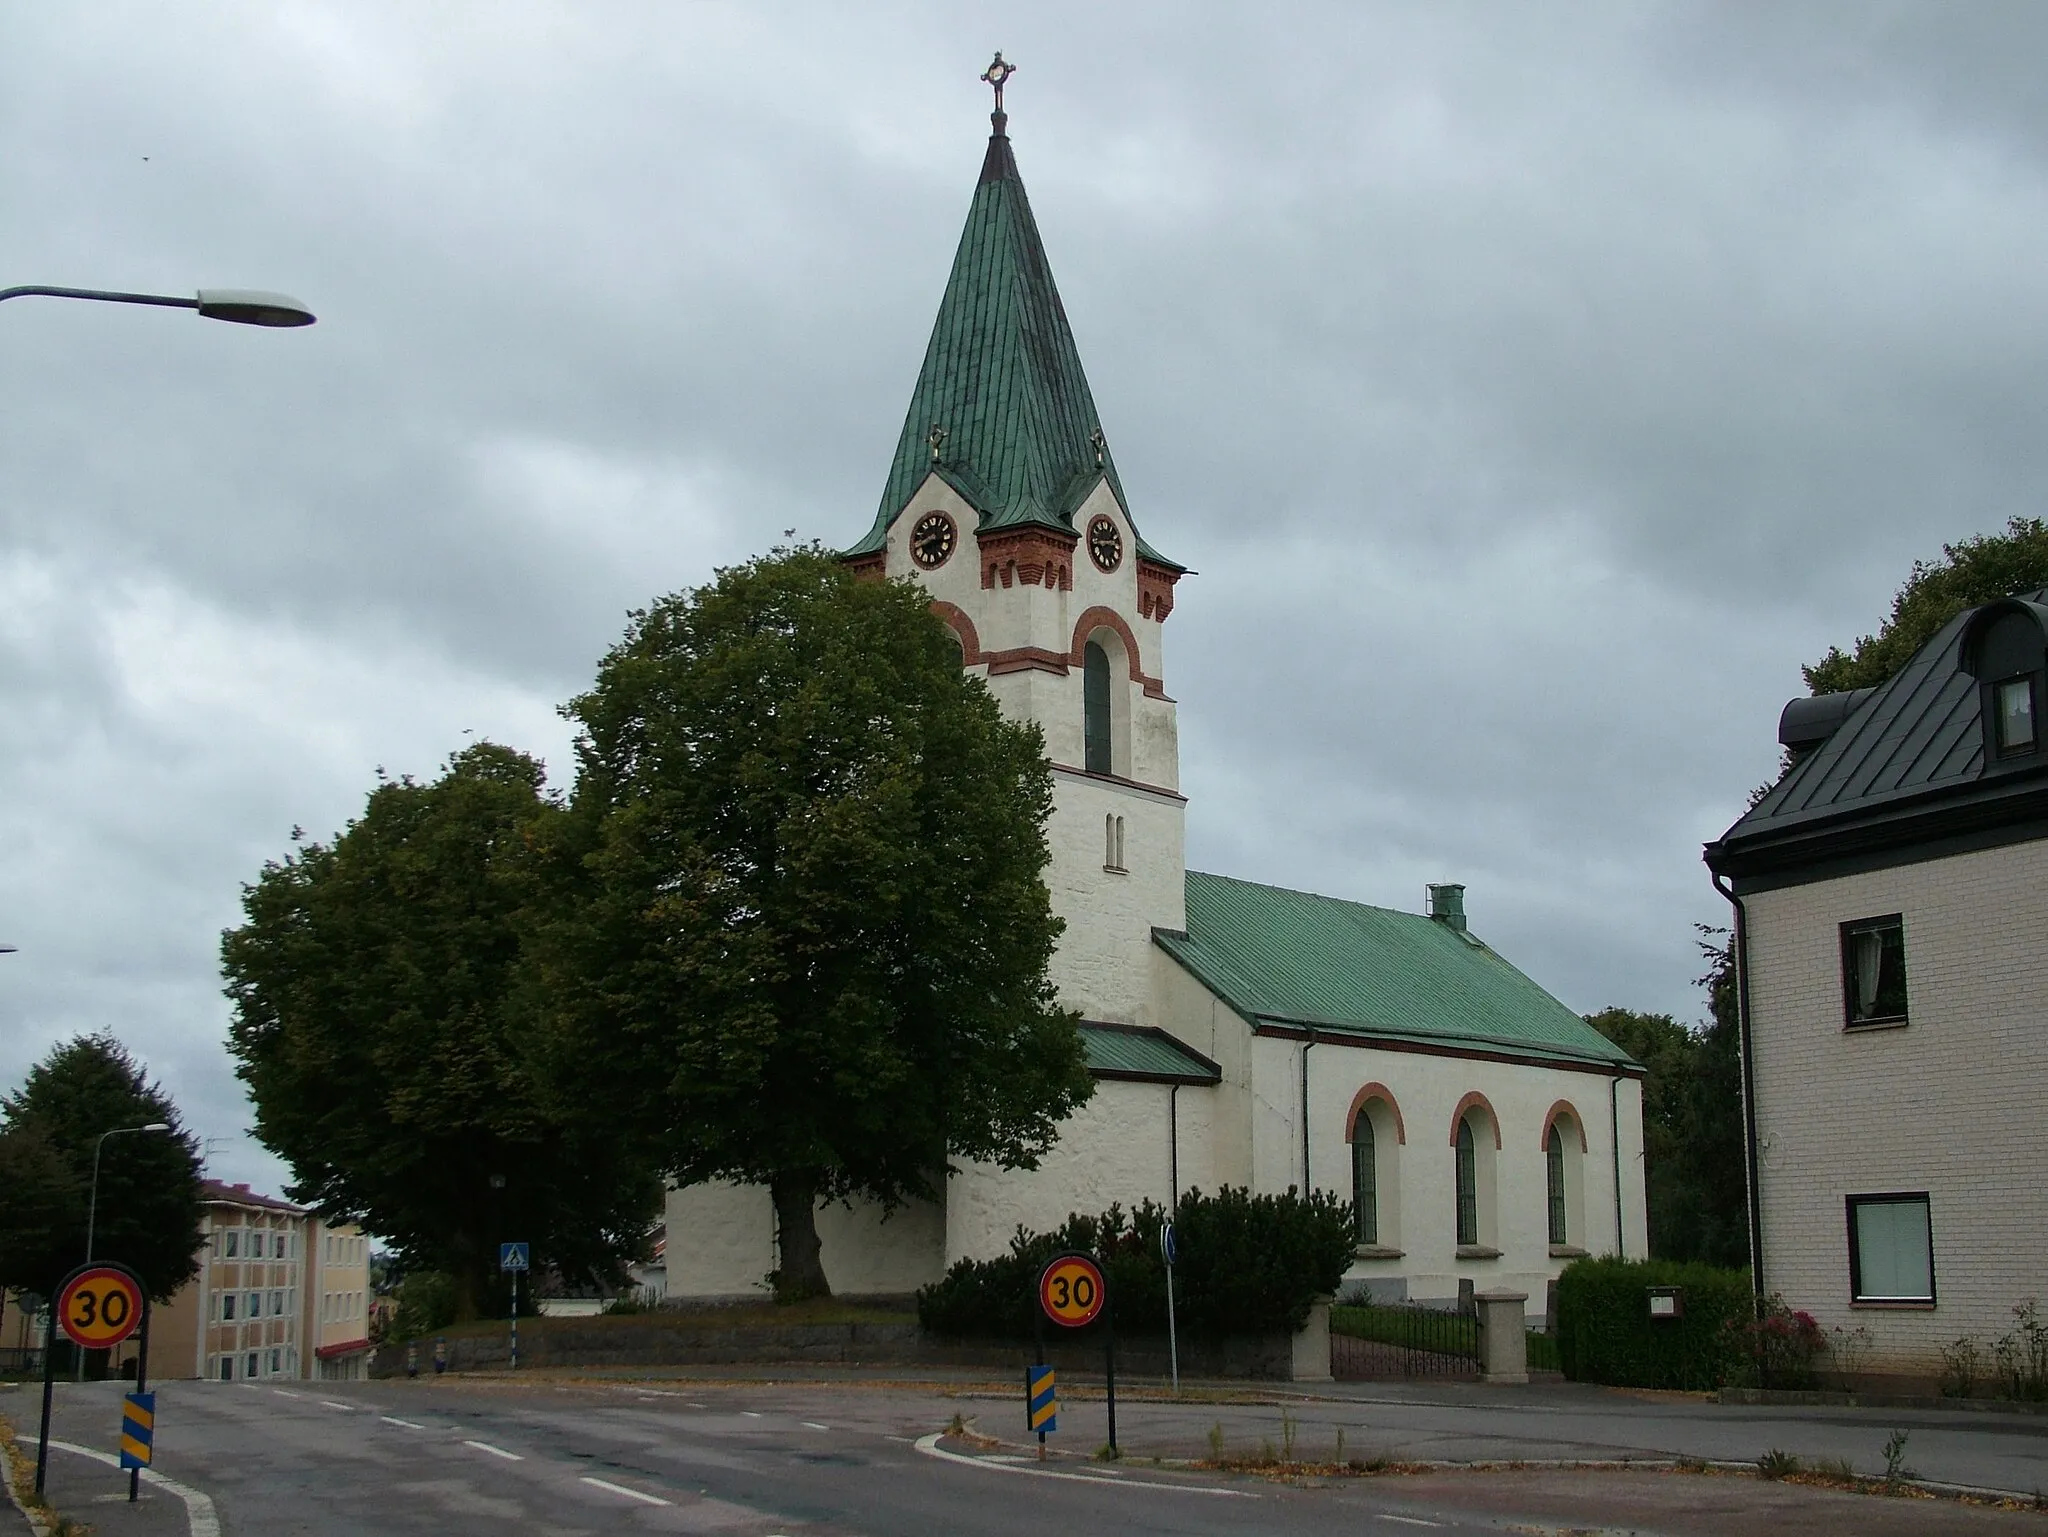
left=1037, top=1252, right=1106, bottom=1329
left=56, top=1265, right=145, bottom=1349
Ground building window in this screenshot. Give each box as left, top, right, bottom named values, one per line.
left=1546, top=1124, right=1568, bottom=1246
left=269, top=1349, right=282, bottom=1374
left=1103, top=813, right=1126, bottom=871
left=1848, top=1194, right=1934, bottom=1303
left=1083, top=641, right=1112, bottom=774
left=249, top=1292, right=262, bottom=1318
left=223, top=1231, right=239, bottom=1258
left=275, top=1234, right=288, bottom=1259
left=219, top=1356, right=232, bottom=1381
left=1351, top=1115, right=1377, bottom=1245
left=1840, top=915, right=1908, bottom=1026
left=1995, top=676, right=2037, bottom=754
left=247, top=1352, right=260, bottom=1379
left=1455, top=1116, right=1478, bottom=1247
left=272, top=1291, right=284, bottom=1316
left=221, top=1293, right=236, bottom=1321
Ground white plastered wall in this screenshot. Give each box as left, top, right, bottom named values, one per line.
left=662, top=1182, right=946, bottom=1299
left=1742, top=838, right=2048, bottom=1374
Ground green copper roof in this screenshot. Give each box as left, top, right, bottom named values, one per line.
left=1078, top=1022, right=1220, bottom=1084
left=848, top=112, right=1178, bottom=569
left=1155, top=873, right=1636, bottom=1071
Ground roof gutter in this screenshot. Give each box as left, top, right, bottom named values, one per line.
left=1610, top=1071, right=1625, bottom=1260
left=1712, top=870, right=1766, bottom=1310
left=1300, top=1029, right=1316, bottom=1195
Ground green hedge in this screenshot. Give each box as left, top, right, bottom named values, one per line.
left=1555, top=1256, right=1753, bottom=1389
left=917, top=1186, right=1353, bottom=1340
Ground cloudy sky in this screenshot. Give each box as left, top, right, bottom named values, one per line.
left=5, top=3, right=2041, bottom=1196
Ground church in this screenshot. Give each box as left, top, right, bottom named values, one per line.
left=667, top=69, right=1647, bottom=1321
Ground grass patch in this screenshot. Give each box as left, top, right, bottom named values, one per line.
left=398, top=1296, right=914, bottom=1344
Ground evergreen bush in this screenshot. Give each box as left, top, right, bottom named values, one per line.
left=916, top=1187, right=1352, bottom=1340
left=1554, top=1256, right=1753, bottom=1389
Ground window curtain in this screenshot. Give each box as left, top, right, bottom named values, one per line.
left=1852, top=929, right=1883, bottom=1016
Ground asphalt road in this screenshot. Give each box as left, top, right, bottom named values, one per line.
left=10, top=1375, right=2047, bottom=1537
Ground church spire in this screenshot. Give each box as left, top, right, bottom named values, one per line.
left=846, top=61, right=1178, bottom=571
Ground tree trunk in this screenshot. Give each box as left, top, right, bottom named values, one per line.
left=770, top=1170, right=830, bottom=1302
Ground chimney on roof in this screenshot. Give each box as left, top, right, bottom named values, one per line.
left=1427, top=883, right=1467, bottom=932
left=234, top=1182, right=250, bottom=1192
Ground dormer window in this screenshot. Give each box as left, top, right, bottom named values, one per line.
left=1995, top=675, right=2036, bottom=755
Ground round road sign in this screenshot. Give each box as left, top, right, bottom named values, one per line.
left=1038, top=1252, right=1106, bottom=1329
left=56, top=1264, right=145, bottom=1349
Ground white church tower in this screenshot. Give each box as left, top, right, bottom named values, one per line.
left=843, top=70, right=1190, bottom=1033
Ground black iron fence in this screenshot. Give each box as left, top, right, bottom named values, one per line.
left=0, top=1346, right=44, bottom=1377
left=1330, top=1299, right=1479, bottom=1380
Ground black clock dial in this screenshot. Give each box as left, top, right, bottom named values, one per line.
left=911, top=512, right=956, bottom=569
left=1088, top=516, right=1122, bottom=573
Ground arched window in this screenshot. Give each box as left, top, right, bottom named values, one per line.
left=1084, top=640, right=1112, bottom=773
left=1546, top=1124, right=1568, bottom=1246
left=1351, top=1114, right=1377, bottom=1245
left=1455, top=1116, right=1478, bottom=1247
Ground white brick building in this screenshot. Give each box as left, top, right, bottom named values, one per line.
left=1708, top=593, right=2048, bottom=1380
left=667, top=90, right=1647, bottom=1319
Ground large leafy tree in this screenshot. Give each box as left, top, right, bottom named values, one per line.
left=1805, top=517, right=2048, bottom=695
left=543, top=547, right=1092, bottom=1299
left=1586, top=930, right=1747, bottom=1269
left=223, top=743, right=663, bottom=1320
left=0, top=1034, right=204, bottom=1301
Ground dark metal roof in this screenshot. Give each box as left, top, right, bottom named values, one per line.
left=845, top=112, right=1178, bottom=569
left=1707, top=588, right=2048, bottom=886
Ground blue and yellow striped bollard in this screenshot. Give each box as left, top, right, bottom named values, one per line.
left=1025, top=1364, right=1056, bottom=1436
left=119, top=1392, right=155, bottom=1469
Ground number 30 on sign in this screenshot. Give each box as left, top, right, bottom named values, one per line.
left=57, top=1266, right=145, bottom=1349
left=1038, top=1253, right=1106, bottom=1328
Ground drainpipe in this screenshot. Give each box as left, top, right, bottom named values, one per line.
left=1300, top=1030, right=1316, bottom=1194
left=1168, top=1083, right=1180, bottom=1216
left=1713, top=871, right=1766, bottom=1309
left=1609, top=1072, right=1624, bottom=1259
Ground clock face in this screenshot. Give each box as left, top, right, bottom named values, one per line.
left=1088, top=515, right=1123, bottom=573
left=910, top=512, right=956, bottom=569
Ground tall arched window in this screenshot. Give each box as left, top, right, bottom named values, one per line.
left=1455, top=1116, right=1478, bottom=1247
left=1351, top=1114, right=1377, bottom=1245
left=1084, top=641, right=1111, bottom=773
left=1546, top=1124, right=1568, bottom=1246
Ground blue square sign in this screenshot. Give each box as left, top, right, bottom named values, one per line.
left=499, top=1242, right=529, bottom=1272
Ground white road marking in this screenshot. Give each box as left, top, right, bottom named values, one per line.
left=463, top=1439, right=523, bottom=1460
left=318, top=1399, right=354, bottom=1411
left=741, top=1410, right=763, bottom=1418
left=802, top=1421, right=830, bottom=1431
left=912, top=1433, right=1257, bottom=1498
left=687, top=1402, right=707, bottom=1409
left=380, top=1416, right=426, bottom=1429
left=580, top=1475, right=673, bottom=1506
left=22, top=1437, right=221, bottom=1537
left=271, top=1388, right=302, bottom=1399
left=1379, top=1518, right=1443, bottom=1529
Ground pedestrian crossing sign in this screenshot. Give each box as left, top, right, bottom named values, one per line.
left=499, top=1242, right=530, bottom=1272
left=119, top=1392, right=155, bottom=1469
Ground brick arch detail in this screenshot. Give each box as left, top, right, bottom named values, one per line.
left=1448, top=1091, right=1503, bottom=1149
left=1344, top=1083, right=1406, bottom=1144
left=1070, top=606, right=1144, bottom=679
left=928, top=600, right=985, bottom=666
left=1539, top=1099, right=1589, bottom=1153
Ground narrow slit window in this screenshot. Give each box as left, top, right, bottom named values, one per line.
left=1455, top=1116, right=1478, bottom=1247
left=1351, top=1115, right=1378, bottom=1246
left=1546, top=1125, right=1568, bottom=1246
left=1083, top=641, right=1112, bottom=774
left=1114, top=815, right=1125, bottom=869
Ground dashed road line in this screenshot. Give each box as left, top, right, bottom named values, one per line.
left=1379, top=1518, right=1443, bottom=1529
left=463, top=1439, right=523, bottom=1460
left=741, top=1410, right=764, bottom=1418
left=913, top=1433, right=1257, bottom=1498
left=580, top=1475, right=673, bottom=1506
left=318, top=1399, right=354, bottom=1411
left=380, top=1416, right=426, bottom=1429
left=271, top=1388, right=302, bottom=1399
left=802, top=1421, right=830, bottom=1431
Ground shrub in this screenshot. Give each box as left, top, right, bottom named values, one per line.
left=1994, top=1300, right=2048, bottom=1401
left=916, top=1186, right=1352, bottom=1339
left=1554, top=1256, right=1752, bottom=1389
left=1731, top=1294, right=1826, bottom=1389
left=389, top=1270, right=457, bottom=1341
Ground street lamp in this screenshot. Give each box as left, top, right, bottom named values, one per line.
left=0, top=285, right=316, bottom=327
left=84, top=1124, right=173, bottom=1266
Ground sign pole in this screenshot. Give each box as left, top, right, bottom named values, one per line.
left=1163, top=1220, right=1179, bottom=1394
left=1103, top=1268, right=1117, bottom=1459
left=128, top=1297, right=151, bottom=1502
left=510, top=1269, right=518, bottom=1371
left=1032, top=1299, right=1045, bottom=1458
left=34, top=1303, right=56, bottom=1495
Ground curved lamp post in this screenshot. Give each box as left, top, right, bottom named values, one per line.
left=0, top=286, right=315, bottom=327
left=74, top=1122, right=172, bottom=1380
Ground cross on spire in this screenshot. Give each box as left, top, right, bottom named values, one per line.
left=980, top=52, right=1015, bottom=114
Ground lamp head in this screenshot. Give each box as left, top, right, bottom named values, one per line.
left=194, top=289, right=316, bottom=327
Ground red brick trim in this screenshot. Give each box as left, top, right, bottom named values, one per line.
left=1539, top=1099, right=1588, bottom=1153
left=1449, top=1091, right=1502, bottom=1149
left=979, top=526, right=1076, bottom=591
left=844, top=551, right=886, bottom=582
left=1070, top=606, right=1169, bottom=698
left=1138, top=559, right=1181, bottom=623
left=985, top=646, right=1070, bottom=676
left=1344, top=1083, right=1406, bottom=1144
left=928, top=601, right=984, bottom=665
